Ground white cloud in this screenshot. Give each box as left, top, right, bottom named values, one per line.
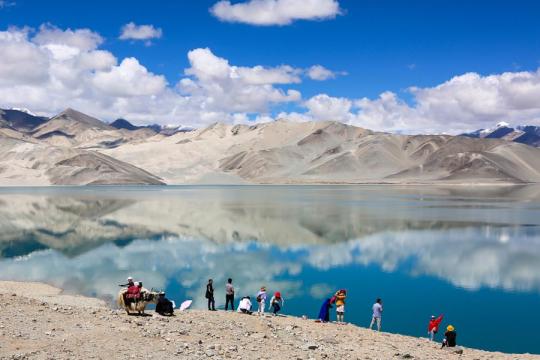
left=0, top=28, right=49, bottom=85
left=119, top=22, right=162, bottom=43
left=0, top=26, right=310, bottom=127
left=210, top=0, right=342, bottom=26
left=180, top=48, right=302, bottom=113
left=4, top=23, right=540, bottom=133
left=92, top=58, right=167, bottom=97
left=33, top=24, right=103, bottom=51
left=306, top=65, right=337, bottom=81
left=305, top=93, right=351, bottom=119
left=279, top=68, right=540, bottom=134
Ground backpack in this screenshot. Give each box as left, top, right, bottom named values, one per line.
left=256, top=294, right=262, bottom=303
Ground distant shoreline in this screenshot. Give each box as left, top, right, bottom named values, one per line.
left=0, top=182, right=534, bottom=187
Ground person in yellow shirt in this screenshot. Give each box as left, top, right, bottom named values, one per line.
left=334, top=289, right=347, bottom=324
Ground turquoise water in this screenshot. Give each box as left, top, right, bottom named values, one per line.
left=0, top=185, right=539, bottom=354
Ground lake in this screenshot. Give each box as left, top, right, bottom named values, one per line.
left=0, top=185, right=539, bottom=354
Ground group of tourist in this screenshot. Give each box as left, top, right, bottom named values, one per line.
left=203, top=279, right=459, bottom=349
left=205, top=279, right=284, bottom=316
left=121, top=276, right=458, bottom=349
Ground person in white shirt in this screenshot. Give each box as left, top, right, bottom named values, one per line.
left=256, top=286, right=267, bottom=315
left=237, top=296, right=252, bottom=315
left=369, top=298, right=383, bottom=331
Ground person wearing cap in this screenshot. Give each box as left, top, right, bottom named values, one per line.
left=428, top=315, right=444, bottom=341
left=120, top=276, right=135, bottom=287
left=256, top=286, right=267, bottom=315
left=268, top=291, right=284, bottom=316
left=442, top=325, right=457, bottom=348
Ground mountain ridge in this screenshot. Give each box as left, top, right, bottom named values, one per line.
left=1, top=107, right=540, bottom=185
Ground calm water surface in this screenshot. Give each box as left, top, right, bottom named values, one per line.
left=0, top=185, right=539, bottom=354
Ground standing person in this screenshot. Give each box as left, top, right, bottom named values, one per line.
left=206, top=279, right=216, bottom=311
left=256, top=286, right=267, bottom=316
left=268, top=292, right=284, bottom=316
left=428, top=315, right=444, bottom=341
left=317, top=298, right=333, bottom=323
left=334, top=289, right=347, bottom=324
left=442, top=325, right=457, bottom=348
left=225, top=278, right=235, bottom=311
left=369, top=298, right=383, bottom=331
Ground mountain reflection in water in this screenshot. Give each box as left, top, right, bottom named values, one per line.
left=1, top=185, right=540, bottom=354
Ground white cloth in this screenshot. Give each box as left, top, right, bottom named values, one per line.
left=226, top=283, right=234, bottom=295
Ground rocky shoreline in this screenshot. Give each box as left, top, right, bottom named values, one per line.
left=0, top=281, right=537, bottom=360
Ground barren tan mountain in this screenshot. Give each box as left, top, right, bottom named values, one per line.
left=103, top=119, right=540, bottom=184
left=2, top=108, right=540, bottom=185
left=0, top=135, right=163, bottom=185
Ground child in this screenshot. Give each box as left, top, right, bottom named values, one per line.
left=268, top=291, right=284, bottom=315
left=256, top=286, right=267, bottom=315
left=334, top=289, right=347, bottom=324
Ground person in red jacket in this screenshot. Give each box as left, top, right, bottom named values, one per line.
left=126, top=281, right=142, bottom=305
left=428, top=315, right=444, bottom=341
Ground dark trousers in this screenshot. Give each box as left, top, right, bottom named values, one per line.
left=225, top=294, right=235, bottom=310
left=272, top=303, right=281, bottom=314
left=207, top=296, right=215, bottom=310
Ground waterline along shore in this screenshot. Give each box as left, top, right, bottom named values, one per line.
left=0, top=281, right=537, bottom=360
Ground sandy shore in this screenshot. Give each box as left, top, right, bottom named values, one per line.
left=0, top=281, right=537, bottom=360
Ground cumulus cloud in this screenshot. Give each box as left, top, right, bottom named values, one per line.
left=210, top=0, right=342, bottom=26
left=0, top=25, right=312, bottom=126
left=33, top=24, right=103, bottom=51
left=180, top=48, right=301, bottom=113
left=279, top=68, right=540, bottom=134
left=306, top=65, right=339, bottom=81
left=119, top=22, right=162, bottom=43
left=92, top=58, right=167, bottom=97
left=3, top=23, right=540, bottom=133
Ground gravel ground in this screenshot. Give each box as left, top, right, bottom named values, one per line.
left=0, top=281, right=538, bottom=360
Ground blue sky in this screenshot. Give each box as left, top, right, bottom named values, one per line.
left=1, top=0, right=540, bottom=133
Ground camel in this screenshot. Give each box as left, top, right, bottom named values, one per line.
left=117, top=288, right=159, bottom=315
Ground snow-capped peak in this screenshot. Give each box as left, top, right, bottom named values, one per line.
left=10, top=107, right=37, bottom=116
left=495, top=121, right=510, bottom=128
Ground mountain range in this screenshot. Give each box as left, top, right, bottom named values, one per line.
left=461, top=121, right=540, bottom=147
left=2, top=107, right=540, bottom=185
